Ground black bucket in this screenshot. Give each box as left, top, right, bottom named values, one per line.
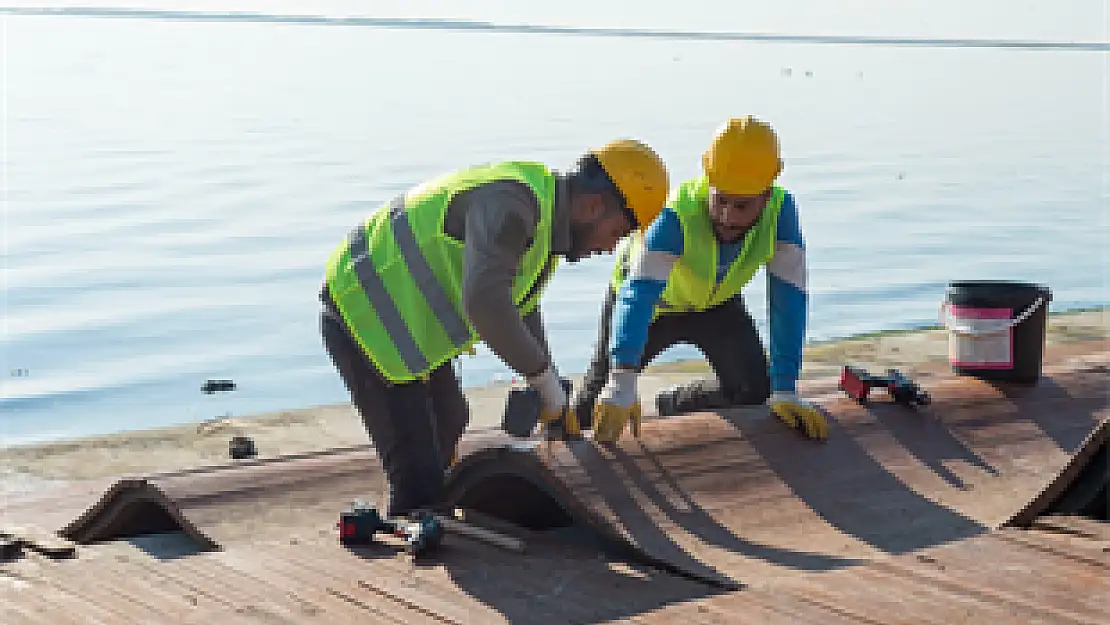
left=942, top=280, right=1052, bottom=385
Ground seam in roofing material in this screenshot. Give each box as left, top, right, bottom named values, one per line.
left=1005, top=417, right=1108, bottom=527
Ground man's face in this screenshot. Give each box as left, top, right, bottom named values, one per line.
left=566, top=195, right=635, bottom=262
left=708, top=187, right=768, bottom=243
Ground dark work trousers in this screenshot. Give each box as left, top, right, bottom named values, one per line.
left=572, top=286, right=772, bottom=425
left=319, top=296, right=469, bottom=518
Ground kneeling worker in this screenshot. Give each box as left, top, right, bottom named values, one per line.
left=572, top=116, right=829, bottom=442
left=319, top=140, right=669, bottom=517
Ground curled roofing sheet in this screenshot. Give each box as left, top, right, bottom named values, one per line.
left=444, top=357, right=1107, bottom=587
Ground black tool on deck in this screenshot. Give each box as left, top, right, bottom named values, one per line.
left=0, top=537, right=21, bottom=562
left=201, top=379, right=236, bottom=394
left=501, top=377, right=575, bottom=439
left=338, top=501, right=444, bottom=556
left=839, top=365, right=931, bottom=408
left=228, top=435, right=257, bottom=460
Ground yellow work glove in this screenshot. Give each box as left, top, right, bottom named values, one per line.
left=592, top=368, right=642, bottom=443
left=527, top=364, right=581, bottom=438
left=769, top=391, right=829, bottom=440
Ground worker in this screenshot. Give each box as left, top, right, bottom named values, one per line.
left=571, top=116, right=829, bottom=443
left=319, top=140, right=669, bottom=518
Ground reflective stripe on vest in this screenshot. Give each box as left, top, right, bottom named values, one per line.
left=611, top=177, right=784, bottom=318
left=326, top=162, right=555, bottom=382
left=344, top=196, right=472, bottom=374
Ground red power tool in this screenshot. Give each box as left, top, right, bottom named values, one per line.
left=839, top=365, right=931, bottom=408
left=338, top=501, right=444, bottom=557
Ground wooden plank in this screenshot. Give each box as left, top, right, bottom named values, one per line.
left=0, top=576, right=95, bottom=625
left=42, top=553, right=244, bottom=624
left=796, top=564, right=1078, bottom=625
left=643, top=589, right=872, bottom=625
left=215, top=547, right=417, bottom=624
left=293, top=542, right=506, bottom=625
left=874, top=534, right=1110, bottom=623
left=131, top=551, right=320, bottom=624
left=436, top=514, right=526, bottom=553
left=221, top=545, right=452, bottom=625
left=16, top=563, right=157, bottom=625
left=1030, top=514, right=1110, bottom=541
left=994, top=528, right=1110, bottom=570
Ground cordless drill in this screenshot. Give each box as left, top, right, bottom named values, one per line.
left=839, top=365, right=931, bottom=408
left=338, top=501, right=444, bottom=556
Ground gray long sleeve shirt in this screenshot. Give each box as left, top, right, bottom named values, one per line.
left=442, top=176, right=571, bottom=379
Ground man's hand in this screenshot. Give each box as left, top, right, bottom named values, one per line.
left=593, top=368, right=642, bottom=443
left=769, top=391, right=829, bottom=440
left=527, top=364, right=580, bottom=437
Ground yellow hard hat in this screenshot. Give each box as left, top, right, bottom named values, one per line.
left=589, top=139, right=669, bottom=229
left=702, top=116, right=783, bottom=195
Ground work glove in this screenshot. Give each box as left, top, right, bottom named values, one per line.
left=592, top=368, right=643, bottom=444
left=769, top=391, right=829, bottom=440
left=527, top=364, right=581, bottom=438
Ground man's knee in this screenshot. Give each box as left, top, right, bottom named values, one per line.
left=718, top=350, right=771, bottom=405
left=725, top=375, right=770, bottom=405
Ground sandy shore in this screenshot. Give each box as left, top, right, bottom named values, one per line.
left=1, top=308, right=1105, bottom=491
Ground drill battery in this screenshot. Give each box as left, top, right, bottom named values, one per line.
left=338, top=501, right=385, bottom=545
left=839, top=365, right=931, bottom=408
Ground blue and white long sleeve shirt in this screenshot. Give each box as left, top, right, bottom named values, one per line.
left=609, top=191, right=808, bottom=393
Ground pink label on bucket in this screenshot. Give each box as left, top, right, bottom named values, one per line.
left=948, top=305, right=1011, bottom=320
left=948, top=306, right=1014, bottom=369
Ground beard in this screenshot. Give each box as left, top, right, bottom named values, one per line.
left=565, top=219, right=594, bottom=262
left=713, top=222, right=751, bottom=244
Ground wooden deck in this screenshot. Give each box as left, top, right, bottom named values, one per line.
left=2, top=352, right=1107, bottom=623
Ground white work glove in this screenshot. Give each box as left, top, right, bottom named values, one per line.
left=597, top=368, right=639, bottom=409
left=526, top=364, right=567, bottom=416
left=768, top=390, right=829, bottom=440
left=526, top=364, right=582, bottom=437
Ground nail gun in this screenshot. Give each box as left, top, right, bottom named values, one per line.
left=839, top=365, right=931, bottom=408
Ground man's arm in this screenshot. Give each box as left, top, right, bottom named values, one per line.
left=459, top=182, right=551, bottom=378
left=522, top=306, right=552, bottom=363
left=766, top=192, right=808, bottom=393
left=608, top=208, right=684, bottom=368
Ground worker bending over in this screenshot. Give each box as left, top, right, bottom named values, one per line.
left=572, top=117, right=829, bottom=442
left=319, top=140, right=669, bottom=517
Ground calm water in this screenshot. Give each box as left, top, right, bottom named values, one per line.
left=2, top=4, right=1107, bottom=445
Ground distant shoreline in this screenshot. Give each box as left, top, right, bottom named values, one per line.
left=2, top=7, right=1105, bottom=51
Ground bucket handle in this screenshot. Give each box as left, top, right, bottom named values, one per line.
left=940, top=296, right=1046, bottom=336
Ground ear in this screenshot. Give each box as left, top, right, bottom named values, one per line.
left=574, top=193, right=605, bottom=221
left=590, top=193, right=610, bottom=220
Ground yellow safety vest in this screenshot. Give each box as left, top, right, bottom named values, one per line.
left=325, top=162, right=558, bottom=382
left=611, top=176, right=784, bottom=319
